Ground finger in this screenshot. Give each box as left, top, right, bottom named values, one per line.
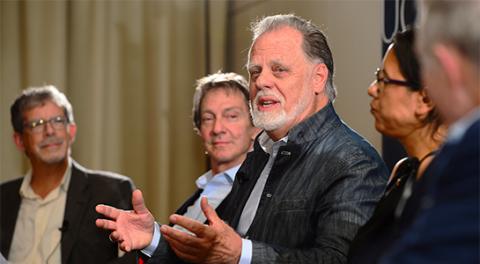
left=162, top=229, right=205, bottom=260
left=119, top=239, right=132, bottom=252
left=109, top=230, right=123, bottom=242
left=96, top=204, right=121, bottom=220
left=200, top=196, right=220, bottom=225
left=132, top=189, right=148, bottom=214
left=95, top=218, right=117, bottom=230
left=163, top=232, right=203, bottom=257
left=168, top=214, right=210, bottom=238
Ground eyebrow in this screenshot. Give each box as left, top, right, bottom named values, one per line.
left=247, top=59, right=287, bottom=71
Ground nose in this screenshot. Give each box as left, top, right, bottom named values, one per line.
left=212, top=117, right=225, bottom=134
left=367, top=80, right=379, bottom=98
left=254, top=71, right=274, bottom=91
left=43, top=121, right=56, bottom=135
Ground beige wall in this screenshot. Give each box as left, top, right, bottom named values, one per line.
left=1, top=0, right=382, bottom=222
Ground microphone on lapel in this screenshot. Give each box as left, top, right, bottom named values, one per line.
left=59, top=220, right=69, bottom=232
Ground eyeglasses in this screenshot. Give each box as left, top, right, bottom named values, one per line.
left=23, top=116, right=68, bottom=134
left=375, top=68, right=419, bottom=90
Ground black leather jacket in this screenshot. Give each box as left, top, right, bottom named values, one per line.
left=219, top=103, right=389, bottom=264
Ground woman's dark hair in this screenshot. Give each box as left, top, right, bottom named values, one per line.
left=393, top=28, right=421, bottom=91
left=393, top=27, right=442, bottom=137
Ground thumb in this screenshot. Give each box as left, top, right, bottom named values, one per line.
left=200, top=196, right=220, bottom=225
left=132, top=189, right=148, bottom=214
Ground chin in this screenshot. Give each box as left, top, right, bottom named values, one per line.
left=252, top=111, right=290, bottom=131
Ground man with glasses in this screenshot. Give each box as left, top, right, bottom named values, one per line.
left=0, top=85, right=136, bottom=264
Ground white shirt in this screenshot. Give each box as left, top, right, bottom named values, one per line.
left=9, top=159, right=72, bottom=264
left=238, top=131, right=288, bottom=264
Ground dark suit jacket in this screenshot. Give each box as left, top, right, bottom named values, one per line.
left=380, top=119, right=480, bottom=263
left=0, top=160, right=137, bottom=264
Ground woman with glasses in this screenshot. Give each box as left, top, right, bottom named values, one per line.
left=347, top=28, right=445, bottom=263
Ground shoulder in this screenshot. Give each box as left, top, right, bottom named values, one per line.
left=316, top=119, right=384, bottom=166
left=0, top=177, right=23, bottom=192
left=71, top=161, right=135, bottom=189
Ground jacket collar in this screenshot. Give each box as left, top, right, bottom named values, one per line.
left=287, top=102, right=339, bottom=145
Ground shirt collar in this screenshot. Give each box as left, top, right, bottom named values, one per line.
left=19, top=157, right=72, bottom=199
left=195, top=164, right=242, bottom=189
left=447, top=107, right=480, bottom=144
left=258, top=131, right=288, bottom=155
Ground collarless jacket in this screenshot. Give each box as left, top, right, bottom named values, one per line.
left=0, top=160, right=137, bottom=264
left=217, top=103, right=389, bottom=263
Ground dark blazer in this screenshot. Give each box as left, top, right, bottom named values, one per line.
left=217, top=103, right=388, bottom=263
left=0, top=160, right=137, bottom=264
left=380, top=119, right=480, bottom=263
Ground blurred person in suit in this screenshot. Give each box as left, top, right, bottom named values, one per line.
left=96, top=72, right=259, bottom=262
left=0, top=85, right=136, bottom=264
left=379, top=0, right=480, bottom=263
left=348, top=27, right=445, bottom=263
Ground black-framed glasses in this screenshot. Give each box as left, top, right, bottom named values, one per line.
left=375, top=68, right=419, bottom=90
left=23, top=116, right=68, bottom=134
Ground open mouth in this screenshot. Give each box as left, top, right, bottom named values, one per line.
left=257, top=97, right=280, bottom=111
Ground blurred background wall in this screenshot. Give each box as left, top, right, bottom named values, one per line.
left=1, top=0, right=383, bottom=223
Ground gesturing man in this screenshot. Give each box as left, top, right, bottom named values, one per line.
left=97, top=15, right=388, bottom=264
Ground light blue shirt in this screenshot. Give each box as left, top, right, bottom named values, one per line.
left=141, top=165, right=240, bottom=257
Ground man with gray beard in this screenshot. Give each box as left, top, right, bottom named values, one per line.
left=96, top=14, right=389, bottom=264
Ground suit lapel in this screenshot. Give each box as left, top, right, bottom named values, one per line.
left=174, top=188, right=203, bottom=217
left=0, top=179, right=22, bottom=258
left=61, top=162, right=90, bottom=264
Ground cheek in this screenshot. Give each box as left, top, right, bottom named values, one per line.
left=200, top=130, right=212, bottom=144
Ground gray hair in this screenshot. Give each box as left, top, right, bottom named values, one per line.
left=192, top=72, right=250, bottom=133
left=417, top=0, right=480, bottom=68
left=248, top=14, right=336, bottom=101
left=10, top=85, right=74, bottom=133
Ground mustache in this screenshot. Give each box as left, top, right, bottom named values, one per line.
left=253, top=90, right=284, bottom=105
left=38, top=137, right=63, bottom=148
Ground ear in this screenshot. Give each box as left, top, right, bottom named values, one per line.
left=414, top=90, right=435, bottom=120
left=312, top=63, right=329, bottom=95
left=13, top=132, right=25, bottom=152
left=68, top=123, right=77, bottom=143
left=432, top=44, right=464, bottom=92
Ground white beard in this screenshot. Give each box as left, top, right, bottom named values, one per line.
left=250, top=88, right=310, bottom=131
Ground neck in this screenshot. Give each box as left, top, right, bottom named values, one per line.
left=30, top=159, right=68, bottom=198
left=210, top=158, right=243, bottom=175
left=398, top=125, right=444, bottom=179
